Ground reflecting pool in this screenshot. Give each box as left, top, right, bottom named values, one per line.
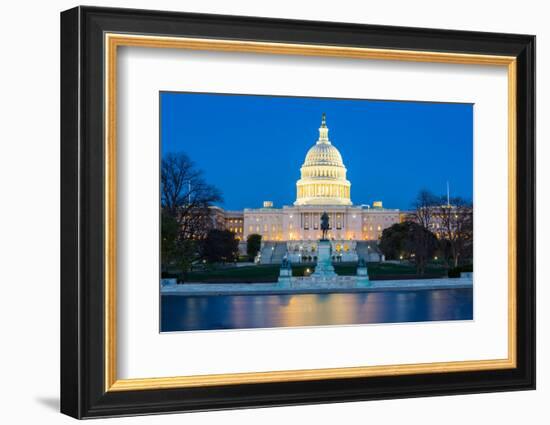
left=161, top=288, right=473, bottom=332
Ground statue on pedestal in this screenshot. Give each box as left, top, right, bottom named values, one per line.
left=320, top=212, right=329, bottom=240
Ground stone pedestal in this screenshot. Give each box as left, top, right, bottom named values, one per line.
left=356, top=264, right=370, bottom=286
left=277, top=268, right=292, bottom=287
left=312, top=240, right=337, bottom=278
left=278, top=258, right=293, bottom=287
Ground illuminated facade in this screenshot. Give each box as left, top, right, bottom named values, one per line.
left=216, top=114, right=401, bottom=262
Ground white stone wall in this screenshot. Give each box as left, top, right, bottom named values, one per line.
left=243, top=208, right=284, bottom=241
left=361, top=209, right=400, bottom=240
left=242, top=205, right=400, bottom=242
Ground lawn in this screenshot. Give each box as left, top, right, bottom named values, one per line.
left=174, top=261, right=447, bottom=283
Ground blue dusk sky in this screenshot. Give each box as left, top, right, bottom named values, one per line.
left=160, top=92, right=473, bottom=211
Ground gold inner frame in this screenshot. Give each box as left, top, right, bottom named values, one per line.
left=104, top=33, right=517, bottom=392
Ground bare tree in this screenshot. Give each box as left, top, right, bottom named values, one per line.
left=409, top=190, right=440, bottom=275
left=412, top=189, right=439, bottom=228
left=161, top=152, right=222, bottom=241
left=436, top=197, right=473, bottom=267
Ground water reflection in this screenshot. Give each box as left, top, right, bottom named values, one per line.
left=161, top=289, right=473, bottom=332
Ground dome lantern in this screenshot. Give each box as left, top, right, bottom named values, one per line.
left=318, top=112, right=329, bottom=142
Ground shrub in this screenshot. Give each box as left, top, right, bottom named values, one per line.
left=460, top=264, right=473, bottom=273
left=448, top=267, right=461, bottom=278
left=246, top=234, right=262, bottom=260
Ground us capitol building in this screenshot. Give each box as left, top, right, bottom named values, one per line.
left=212, top=114, right=401, bottom=263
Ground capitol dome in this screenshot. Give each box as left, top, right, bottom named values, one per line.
left=303, top=141, right=344, bottom=167
left=294, top=114, right=352, bottom=206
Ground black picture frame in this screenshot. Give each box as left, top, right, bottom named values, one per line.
left=61, top=5, right=535, bottom=419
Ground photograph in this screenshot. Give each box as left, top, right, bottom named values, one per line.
left=160, top=92, right=474, bottom=332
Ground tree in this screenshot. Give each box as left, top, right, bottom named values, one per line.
left=408, top=221, right=438, bottom=275
left=436, top=197, right=473, bottom=267
left=161, top=212, right=199, bottom=281
left=246, top=234, right=262, bottom=261
left=412, top=189, right=439, bottom=228
left=160, top=152, right=222, bottom=274
left=161, top=212, right=180, bottom=270
left=161, top=152, right=222, bottom=241
left=379, top=221, right=438, bottom=275
left=379, top=222, right=410, bottom=260
left=409, top=190, right=441, bottom=274
left=202, top=229, right=239, bottom=263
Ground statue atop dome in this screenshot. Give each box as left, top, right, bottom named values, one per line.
left=318, top=112, right=330, bottom=143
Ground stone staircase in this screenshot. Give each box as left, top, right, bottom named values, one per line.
left=356, top=241, right=383, bottom=262
left=259, top=242, right=287, bottom=264
left=272, top=242, right=287, bottom=263
left=259, top=242, right=274, bottom=264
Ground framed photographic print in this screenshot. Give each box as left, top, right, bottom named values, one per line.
left=60, top=6, right=535, bottom=419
